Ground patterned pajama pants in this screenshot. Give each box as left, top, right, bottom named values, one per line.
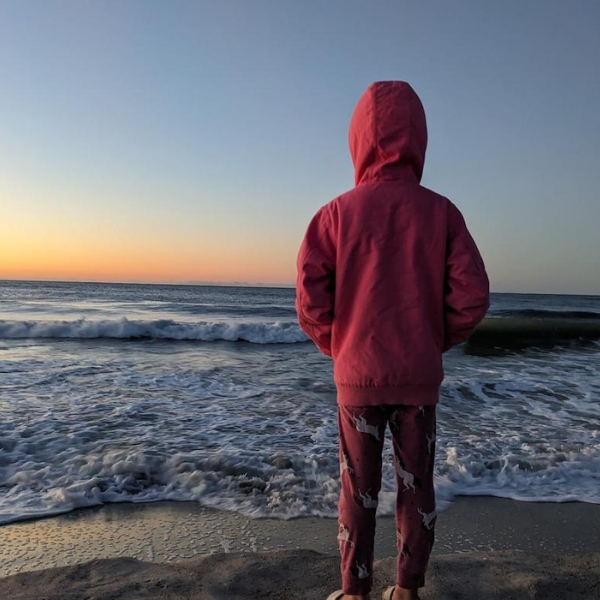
left=337, top=404, right=436, bottom=594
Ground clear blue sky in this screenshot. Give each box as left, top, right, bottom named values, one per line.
left=1, top=1, right=599, bottom=293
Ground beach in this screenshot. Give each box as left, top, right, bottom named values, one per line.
left=1, top=282, right=599, bottom=597
left=2, top=497, right=600, bottom=598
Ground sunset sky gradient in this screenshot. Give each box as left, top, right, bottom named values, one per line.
left=1, top=1, right=599, bottom=293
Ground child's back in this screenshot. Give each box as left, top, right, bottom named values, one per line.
left=296, top=81, right=490, bottom=600
left=296, top=81, right=489, bottom=407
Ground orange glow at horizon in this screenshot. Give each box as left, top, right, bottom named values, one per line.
left=0, top=232, right=298, bottom=286
left=1, top=176, right=303, bottom=286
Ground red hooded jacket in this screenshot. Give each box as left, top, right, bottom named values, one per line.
left=295, top=81, right=490, bottom=407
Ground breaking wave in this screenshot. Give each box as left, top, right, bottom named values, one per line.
left=0, top=318, right=308, bottom=344
left=2, top=314, right=600, bottom=349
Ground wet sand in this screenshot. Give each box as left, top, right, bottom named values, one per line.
left=1, top=497, right=599, bottom=599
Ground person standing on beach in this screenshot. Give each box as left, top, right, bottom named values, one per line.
left=295, top=81, right=490, bottom=600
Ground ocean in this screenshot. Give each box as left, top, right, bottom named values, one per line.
left=1, top=280, right=599, bottom=525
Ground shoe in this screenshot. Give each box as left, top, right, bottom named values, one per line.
left=382, top=587, right=395, bottom=600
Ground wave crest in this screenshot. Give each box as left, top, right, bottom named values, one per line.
left=0, top=318, right=308, bottom=344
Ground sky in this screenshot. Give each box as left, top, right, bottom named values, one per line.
left=1, top=1, right=599, bottom=294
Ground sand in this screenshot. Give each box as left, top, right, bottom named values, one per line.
left=1, top=498, right=599, bottom=599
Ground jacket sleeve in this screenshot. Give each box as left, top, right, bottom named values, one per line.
left=443, top=203, right=490, bottom=352
left=295, top=205, right=336, bottom=357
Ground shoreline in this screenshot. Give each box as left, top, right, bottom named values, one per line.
left=2, top=497, right=600, bottom=600
left=2, top=496, right=599, bottom=579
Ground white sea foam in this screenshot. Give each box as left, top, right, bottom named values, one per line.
left=1, top=341, right=599, bottom=525
left=1, top=282, right=599, bottom=525
left=0, top=318, right=308, bottom=344
left=1, top=432, right=599, bottom=525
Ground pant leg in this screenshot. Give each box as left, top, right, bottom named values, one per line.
left=337, top=405, right=387, bottom=595
left=389, top=405, right=436, bottom=589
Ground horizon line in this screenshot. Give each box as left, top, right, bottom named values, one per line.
left=0, top=277, right=296, bottom=289
left=0, top=277, right=598, bottom=297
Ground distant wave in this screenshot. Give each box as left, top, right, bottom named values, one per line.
left=0, top=318, right=308, bottom=344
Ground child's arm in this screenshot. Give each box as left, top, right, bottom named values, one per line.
left=443, top=203, right=490, bottom=352
left=295, top=206, right=336, bottom=357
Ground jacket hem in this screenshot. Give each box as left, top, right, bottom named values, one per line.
left=336, top=383, right=440, bottom=406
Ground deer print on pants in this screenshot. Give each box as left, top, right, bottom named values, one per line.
left=340, top=452, right=354, bottom=476
left=395, top=458, right=418, bottom=493
left=337, top=523, right=355, bottom=548
left=417, top=507, right=437, bottom=530
left=353, top=413, right=382, bottom=441
left=352, top=562, right=370, bottom=579
left=357, top=489, right=378, bottom=509
left=337, top=404, right=436, bottom=595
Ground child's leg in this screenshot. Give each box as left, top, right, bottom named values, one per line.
left=337, top=405, right=387, bottom=595
left=389, top=405, right=436, bottom=589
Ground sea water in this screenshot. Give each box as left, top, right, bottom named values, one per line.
left=0, top=280, right=599, bottom=524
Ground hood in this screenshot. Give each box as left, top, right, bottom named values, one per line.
left=348, top=81, right=428, bottom=186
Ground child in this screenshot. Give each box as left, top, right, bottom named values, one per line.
left=296, top=81, right=490, bottom=600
